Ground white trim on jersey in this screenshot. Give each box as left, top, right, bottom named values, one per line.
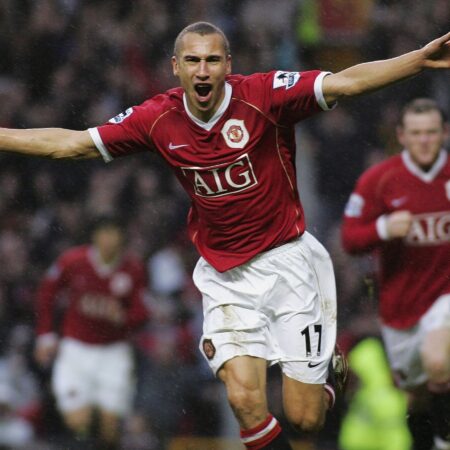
left=376, top=214, right=390, bottom=240
left=88, top=127, right=113, bottom=162
left=402, top=148, right=447, bottom=183
left=87, top=247, right=122, bottom=277
left=314, top=72, right=335, bottom=111
left=183, top=82, right=232, bottom=131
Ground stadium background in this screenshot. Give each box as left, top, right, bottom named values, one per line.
left=0, top=0, right=448, bottom=448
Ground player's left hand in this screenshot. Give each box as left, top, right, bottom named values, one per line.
left=422, top=31, right=450, bottom=69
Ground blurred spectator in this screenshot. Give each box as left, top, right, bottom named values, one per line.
left=339, top=337, right=412, bottom=450
left=0, top=326, right=40, bottom=449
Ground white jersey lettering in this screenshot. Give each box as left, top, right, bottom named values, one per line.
left=406, top=212, right=450, bottom=245
left=182, top=154, right=258, bottom=198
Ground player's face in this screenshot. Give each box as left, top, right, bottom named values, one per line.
left=93, top=227, right=124, bottom=263
left=172, top=32, right=231, bottom=122
left=397, top=111, right=448, bottom=169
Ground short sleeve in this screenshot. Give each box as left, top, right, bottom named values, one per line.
left=89, top=103, right=155, bottom=162
left=269, top=70, right=335, bottom=125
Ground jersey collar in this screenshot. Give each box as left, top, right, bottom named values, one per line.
left=401, top=149, right=448, bottom=183
left=183, top=82, right=232, bottom=131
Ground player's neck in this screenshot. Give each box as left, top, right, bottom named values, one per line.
left=96, top=248, right=121, bottom=266
left=100, top=253, right=120, bottom=265
left=184, top=85, right=229, bottom=124
left=189, top=101, right=221, bottom=123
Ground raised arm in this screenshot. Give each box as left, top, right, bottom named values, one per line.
left=323, top=31, right=450, bottom=104
left=0, top=127, right=100, bottom=159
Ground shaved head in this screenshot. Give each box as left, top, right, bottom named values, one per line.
left=173, top=21, right=230, bottom=57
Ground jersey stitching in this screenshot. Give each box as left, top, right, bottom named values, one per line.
left=275, top=128, right=301, bottom=236
left=275, top=127, right=295, bottom=191
left=148, top=107, right=178, bottom=138
left=231, top=97, right=288, bottom=129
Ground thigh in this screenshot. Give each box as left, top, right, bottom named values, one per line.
left=219, top=355, right=267, bottom=392
left=422, top=327, right=450, bottom=362
left=62, top=406, right=93, bottom=432
left=218, top=355, right=268, bottom=428
left=282, top=373, right=326, bottom=426
left=98, top=409, right=121, bottom=442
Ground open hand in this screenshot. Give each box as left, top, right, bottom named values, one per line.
left=422, top=31, right=450, bottom=69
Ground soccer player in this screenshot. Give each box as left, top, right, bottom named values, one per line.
left=1, top=22, right=450, bottom=450
left=342, top=98, right=450, bottom=450
left=34, top=216, right=149, bottom=450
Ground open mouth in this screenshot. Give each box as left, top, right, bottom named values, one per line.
left=194, top=84, right=212, bottom=101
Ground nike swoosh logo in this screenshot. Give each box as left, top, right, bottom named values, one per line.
left=169, top=142, right=189, bottom=150
left=308, top=362, right=321, bottom=368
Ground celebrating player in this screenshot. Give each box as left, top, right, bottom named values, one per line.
left=34, top=216, right=149, bottom=450
left=2, top=22, right=450, bottom=450
left=342, top=98, right=450, bottom=450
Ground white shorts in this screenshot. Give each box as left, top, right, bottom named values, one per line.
left=52, top=338, right=135, bottom=415
left=194, top=231, right=337, bottom=384
left=381, top=294, right=450, bottom=389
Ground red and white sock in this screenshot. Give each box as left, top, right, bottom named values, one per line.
left=240, top=414, right=282, bottom=449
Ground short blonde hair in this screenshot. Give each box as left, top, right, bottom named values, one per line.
left=400, top=98, right=447, bottom=126
left=173, top=22, right=230, bottom=57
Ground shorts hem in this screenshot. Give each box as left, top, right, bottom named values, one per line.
left=282, top=367, right=327, bottom=385
left=205, top=348, right=269, bottom=375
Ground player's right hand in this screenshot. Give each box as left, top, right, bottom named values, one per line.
left=34, top=337, right=59, bottom=368
left=386, top=210, right=413, bottom=239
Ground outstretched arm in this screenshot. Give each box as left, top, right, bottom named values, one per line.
left=323, top=31, right=450, bottom=104
left=0, top=127, right=100, bottom=159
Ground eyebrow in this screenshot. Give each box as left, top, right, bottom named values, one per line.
left=182, top=54, right=224, bottom=61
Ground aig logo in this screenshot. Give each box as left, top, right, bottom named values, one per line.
left=181, top=153, right=258, bottom=198
left=406, top=211, right=450, bottom=245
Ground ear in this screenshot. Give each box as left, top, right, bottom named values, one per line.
left=172, top=56, right=179, bottom=77
left=225, top=55, right=232, bottom=75
left=443, top=122, right=450, bottom=142
left=396, top=125, right=405, bottom=146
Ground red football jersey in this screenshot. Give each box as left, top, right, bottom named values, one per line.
left=89, top=70, right=332, bottom=272
left=342, top=150, right=450, bottom=328
left=36, top=245, right=149, bottom=344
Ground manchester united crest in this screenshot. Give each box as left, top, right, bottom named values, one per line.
left=221, top=119, right=249, bottom=149
left=202, top=338, right=216, bottom=360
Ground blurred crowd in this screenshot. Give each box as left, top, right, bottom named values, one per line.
left=0, top=0, right=448, bottom=448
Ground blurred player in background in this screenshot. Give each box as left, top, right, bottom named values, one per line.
left=34, top=216, right=150, bottom=450
left=1, top=22, right=450, bottom=450
left=342, top=98, right=450, bottom=450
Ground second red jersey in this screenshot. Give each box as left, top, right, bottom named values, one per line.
left=342, top=151, right=450, bottom=328
left=36, top=245, right=149, bottom=344
left=90, top=71, right=332, bottom=271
